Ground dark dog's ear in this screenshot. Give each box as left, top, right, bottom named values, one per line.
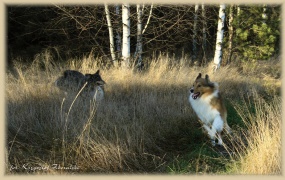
left=205, top=74, right=210, bottom=82
left=196, top=73, right=202, bottom=80
left=64, top=71, right=68, bottom=78
left=94, top=70, right=100, bottom=75
left=63, top=70, right=70, bottom=78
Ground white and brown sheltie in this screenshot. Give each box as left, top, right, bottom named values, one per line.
left=189, top=73, right=231, bottom=146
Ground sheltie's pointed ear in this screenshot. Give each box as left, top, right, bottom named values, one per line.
left=205, top=74, right=214, bottom=87
left=196, top=73, right=202, bottom=80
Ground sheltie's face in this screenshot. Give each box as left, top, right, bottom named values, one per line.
left=190, top=73, right=215, bottom=100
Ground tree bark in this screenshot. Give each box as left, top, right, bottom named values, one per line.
left=122, top=4, right=131, bottom=68
left=104, top=4, right=117, bottom=66
left=136, top=4, right=143, bottom=69
left=115, top=4, right=122, bottom=60
left=142, top=4, right=153, bottom=35
left=213, top=4, right=226, bottom=72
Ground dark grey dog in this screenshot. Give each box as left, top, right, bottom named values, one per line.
left=55, top=69, right=105, bottom=101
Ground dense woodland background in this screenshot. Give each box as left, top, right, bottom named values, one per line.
left=7, top=4, right=280, bottom=66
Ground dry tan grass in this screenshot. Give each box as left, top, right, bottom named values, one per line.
left=227, top=92, right=281, bottom=174
left=5, top=52, right=281, bottom=174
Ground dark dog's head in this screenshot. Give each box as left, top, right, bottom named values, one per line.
left=190, top=73, right=215, bottom=100
left=85, top=70, right=106, bottom=87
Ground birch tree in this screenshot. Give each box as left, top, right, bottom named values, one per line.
left=135, top=4, right=153, bottom=70
left=136, top=4, right=143, bottom=69
left=122, top=4, right=130, bottom=68
left=236, top=5, right=241, bottom=25
left=104, top=4, right=117, bottom=65
left=115, top=4, right=122, bottom=60
left=237, top=5, right=241, bottom=16
left=142, top=4, right=153, bottom=35
left=213, top=4, right=226, bottom=72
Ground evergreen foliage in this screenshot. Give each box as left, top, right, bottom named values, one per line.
left=231, top=5, right=280, bottom=61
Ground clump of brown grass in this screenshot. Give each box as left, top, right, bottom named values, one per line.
left=227, top=91, right=281, bottom=175
left=5, top=51, right=281, bottom=174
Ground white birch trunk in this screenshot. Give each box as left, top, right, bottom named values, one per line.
left=192, top=4, right=199, bottom=61
left=237, top=6, right=240, bottom=16
left=213, top=4, right=226, bottom=72
left=202, top=3, right=207, bottom=61
left=122, top=4, right=130, bottom=68
left=236, top=5, right=241, bottom=25
left=104, top=4, right=116, bottom=65
left=142, top=4, right=153, bottom=35
left=136, top=4, right=143, bottom=68
left=115, top=4, right=122, bottom=59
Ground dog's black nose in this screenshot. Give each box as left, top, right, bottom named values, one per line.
left=190, top=88, right=194, bottom=93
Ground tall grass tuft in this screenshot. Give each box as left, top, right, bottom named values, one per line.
left=227, top=92, right=281, bottom=175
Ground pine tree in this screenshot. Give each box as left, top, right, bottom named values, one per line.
left=233, top=5, right=280, bottom=61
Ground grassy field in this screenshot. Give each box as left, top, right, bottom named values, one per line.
left=5, top=52, right=281, bottom=174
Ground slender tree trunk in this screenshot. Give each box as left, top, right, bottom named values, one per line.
left=237, top=5, right=240, bottom=16
left=192, top=4, right=199, bottom=63
left=213, top=4, right=226, bottom=72
left=202, top=3, right=207, bottom=64
left=262, top=4, right=267, bottom=24
left=122, top=4, right=130, bottom=68
left=104, top=4, right=117, bottom=66
left=237, top=5, right=241, bottom=24
left=136, top=4, right=143, bottom=70
left=115, top=4, right=122, bottom=60
left=226, top=4, right=234, bottom=65
left=142, top=4, right=153, bottom=35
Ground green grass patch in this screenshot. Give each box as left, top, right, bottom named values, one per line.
left=167, top=143, right=229, bottom=174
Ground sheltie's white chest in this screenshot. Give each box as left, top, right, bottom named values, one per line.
left=189, top=92, right=220, bottom=125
